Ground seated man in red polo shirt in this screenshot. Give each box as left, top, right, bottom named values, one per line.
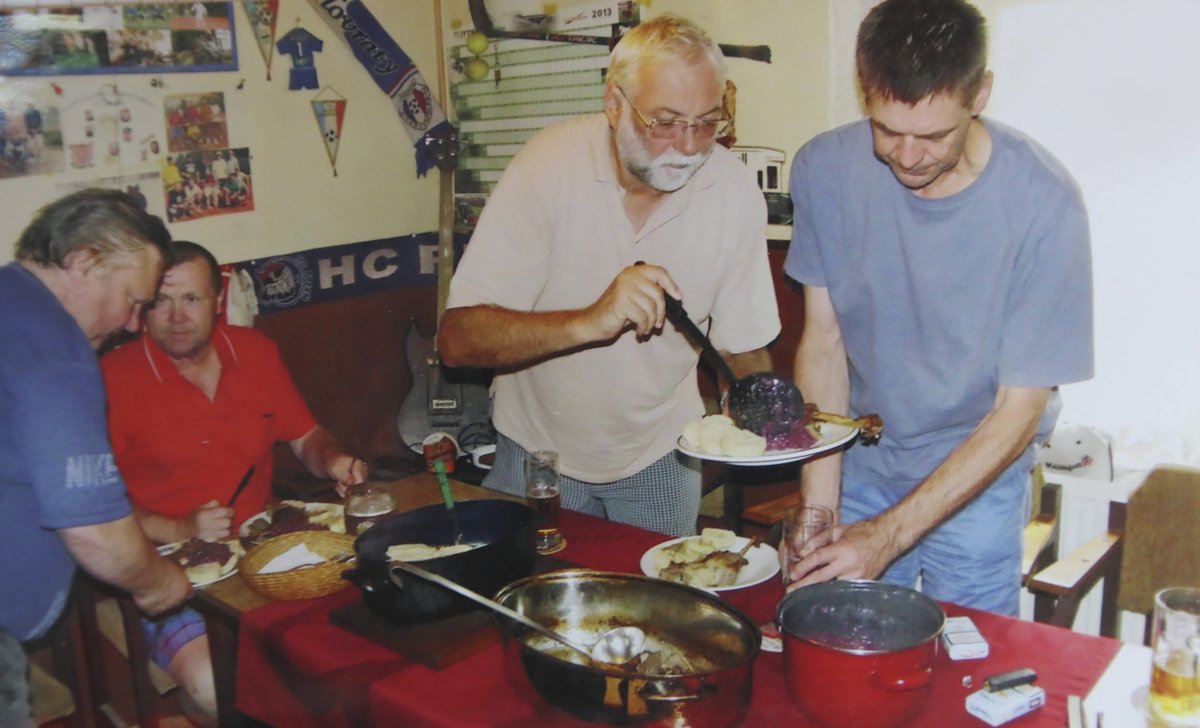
left=101, top=240, right=366, bottom=725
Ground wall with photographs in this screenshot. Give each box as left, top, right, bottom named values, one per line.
left=0, top=1, right=443, bottom=268
left=0, top=1, right=831, bottom=271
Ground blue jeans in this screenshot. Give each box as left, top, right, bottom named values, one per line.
left=841, top=462, right=1030, bottom=615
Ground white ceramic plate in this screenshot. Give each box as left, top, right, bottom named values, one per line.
left=238, top=501, right=345, bottom=538
left=157, top=540, right=242, bottom=587
left=640, top=536, right=779, bottom=592
left=676, top=423, right=858, bottom=466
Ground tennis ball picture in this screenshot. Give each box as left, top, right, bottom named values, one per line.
left=464, top=56, right=489, bottom=81
left=466, top=31, right=489, bottom=56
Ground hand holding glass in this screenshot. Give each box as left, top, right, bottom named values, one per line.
left=525, top=450, right=565, bottom=554
left=781, top=505, right=833, bottom=586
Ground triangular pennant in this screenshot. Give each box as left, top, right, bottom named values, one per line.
left=242, top=0, right=280, bottom=80
left=311, top=87, right=347, bottom=176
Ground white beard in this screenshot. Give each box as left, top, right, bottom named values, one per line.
left=615, top=105, right=711, bottom=192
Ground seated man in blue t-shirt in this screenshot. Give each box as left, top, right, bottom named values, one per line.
left=0, top=189, right=193, bottom=726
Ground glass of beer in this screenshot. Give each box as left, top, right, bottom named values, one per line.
left=525, top=450, right=565, bottom=554
left=781, top=505, right=833, bottom=587
left=1150, top=587, right=1200, bottom=726
left=343, top=481, right=396, bottom=536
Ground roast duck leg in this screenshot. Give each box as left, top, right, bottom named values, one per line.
left=804, top=404, right=884, bottom=443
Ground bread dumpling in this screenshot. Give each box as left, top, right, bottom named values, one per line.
left=698, top=415, right=735, bottom=454
left=720, top=427, right=766, bottom=457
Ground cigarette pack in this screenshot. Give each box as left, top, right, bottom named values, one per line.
left=942, top=616, right=989, bottom=660
left=965, top=684, right=1046, bottom=726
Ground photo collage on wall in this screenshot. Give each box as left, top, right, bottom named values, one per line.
left=0, top=3, right=237, bottom=76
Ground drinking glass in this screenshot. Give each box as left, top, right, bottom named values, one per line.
left=781, top=505, right=833, bottom=586
left=1150, top=586, right=1200, bottom=725
left=343, top=481, right=396, bottom=536
left=525, top=450, right=565, bottom=554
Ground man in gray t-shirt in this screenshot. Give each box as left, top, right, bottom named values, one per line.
left=782, top=0, right=1093, bottom=615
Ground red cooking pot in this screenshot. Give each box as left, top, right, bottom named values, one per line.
left=776, top=580, right=945, bottom=728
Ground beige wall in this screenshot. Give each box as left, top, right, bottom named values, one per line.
left=0, top=1, right=828, bottom=266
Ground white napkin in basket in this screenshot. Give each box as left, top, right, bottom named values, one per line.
left=259, top=544, right=327, bottom=574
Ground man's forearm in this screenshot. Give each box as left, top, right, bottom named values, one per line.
left=875, top=386, right=1050, bottom=553
left=131, top=505, right=190, bottom=544
left=795, top=286, right=850, bottom=511
left=60, top=516, right=179, bottom=594
left=437, top=305, right=597, bottom=369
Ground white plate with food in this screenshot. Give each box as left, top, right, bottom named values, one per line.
left=239, top=500, right=345, bottom=539
left=640, top=531, right=779, bottom=592
left=158, top=539, right=244, bottom=587
left=677, top=423, right=858, bottom=466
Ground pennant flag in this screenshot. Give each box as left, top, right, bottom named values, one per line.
left=311, top=87, right=347, bottom=176
left=305, top=0, right=451, bottom=176
left=242, top=0, right=280, bottom=80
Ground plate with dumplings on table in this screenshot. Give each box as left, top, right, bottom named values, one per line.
left=641, top=527, right=779, bottom=591
left=676, top=414, right=858, bottom=466
left=158, top=538, right=245, bottom=587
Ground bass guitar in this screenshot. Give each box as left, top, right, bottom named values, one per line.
left=396, top=127, right=493, bottom=452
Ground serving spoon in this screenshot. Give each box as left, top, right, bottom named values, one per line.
left=390, top=561, right=644, bottom=671
left=663, top=295, right=806, bottom=433
left=664, top=294, right=883, bottom=445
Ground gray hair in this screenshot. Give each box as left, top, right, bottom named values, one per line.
left=607, top=14, right=726, bottom=98
left=15, top=188, right=171, bottom=269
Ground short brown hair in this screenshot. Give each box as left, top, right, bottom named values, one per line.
left=856, top=0, right=988, bottom=105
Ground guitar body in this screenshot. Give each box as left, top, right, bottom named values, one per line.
left=396, top=320, right=493, bottom=451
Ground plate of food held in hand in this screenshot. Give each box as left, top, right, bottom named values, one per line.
left=239, top=500, right=345, bottom=546
left=676, top=412, right=867, bottom=466
left=158, top=538, right=246, bottom=587
left=641, top=528, right=779, bottom=591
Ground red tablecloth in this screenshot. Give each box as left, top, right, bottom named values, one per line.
left=236, top=510, right=1121, bottom=727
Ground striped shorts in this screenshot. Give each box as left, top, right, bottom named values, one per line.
left=141, top=605, right=206, bottom=671
left=483, top=433, right=701, bottom=537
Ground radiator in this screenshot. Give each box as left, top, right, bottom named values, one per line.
left=1019, top=469, right=1147, bottom=642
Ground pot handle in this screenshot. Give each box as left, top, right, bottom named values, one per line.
left=869, top=666, right=933, bottom=692
left=341, top=565, right=388, bottom=595
left=638, top=681, right=718, bottom=704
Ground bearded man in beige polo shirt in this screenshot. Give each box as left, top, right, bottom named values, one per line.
left=438, top=14, right=780, bottom=537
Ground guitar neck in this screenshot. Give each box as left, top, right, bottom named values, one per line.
left=436, top=163, right=454, bottom=326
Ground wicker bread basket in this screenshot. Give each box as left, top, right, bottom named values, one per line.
left=239, top=530, right=356, bottom=600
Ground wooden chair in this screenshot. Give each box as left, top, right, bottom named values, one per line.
left=1021, top=468, right=1062, bottom=585
left=1027, top=464, right=1200, bottom=641
left=23, top=577, right=93, bottom=728
left=75, top=576, right=180, bottom=728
